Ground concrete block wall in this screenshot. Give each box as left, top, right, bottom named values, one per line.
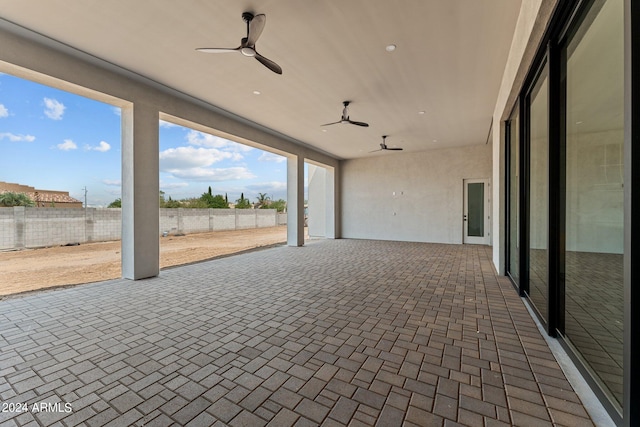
left=180, top=209, right=210, bottom=234
left=236, top=209, right=257, bottom=229
left=211, top=209, right=236, bottom=231
left=159, top=209, right=179, bottom=235
left=0, top=207, right=16, bottom=249
left=25, top=208, right=85, bottom=248
left=88, top=208, right=121, bottom=242
left=257, top=210, right=277, bottom=228
left=277, top=213, right=287, bottom=225
left=0, top=207, right=283, bottom=250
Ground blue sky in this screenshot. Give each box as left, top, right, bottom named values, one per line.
left=0, top=72, right=290, bottom=207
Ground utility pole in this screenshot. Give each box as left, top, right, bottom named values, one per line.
left=82, top=186, right=88, bottom=208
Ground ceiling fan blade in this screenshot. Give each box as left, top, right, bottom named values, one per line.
left=369, top=149, right=382, bottom=153
left=247, top=14, right=266, bottom=46
left=196, top=47, right=240, bottom=53
left=348, top=120, right=369, bottom=127
left=255, top=53, right=282, bottom=74
left=321, top=121, right=341, bottom=126
left=386, top=147, right=404, bottom=151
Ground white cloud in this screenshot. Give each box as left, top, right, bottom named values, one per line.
left=186, top=130, right=253, bottom=153
left=44, top=98, right=65, bottom=120
left=159, top=146, right=235, bottom=170
left=168, top=167, right=255, bottom=182
left=111, top=107, right=121, bottom=116
left=0, top=104, right=8, bottom=118
left=159, top=135, right=258, bottom=184
left=96, top=141, right=111, bottom=152
left=246, top=181, right=287, bottom=193
left=85, top=141, right=111, bottom=152
left=258, top=152, right=286, bottom=163
left=0, top=132, right=35, bottom=142
left=102, top=179, right=121, bottom=186
left=160, top=182, right=189, bottom=189
left=57, top=139, right=77, bottom=150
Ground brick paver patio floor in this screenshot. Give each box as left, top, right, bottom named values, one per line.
left=0, top=239, right=595, bottom=426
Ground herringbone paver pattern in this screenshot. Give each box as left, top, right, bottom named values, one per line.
left=0, top=240, right=594, bottom=426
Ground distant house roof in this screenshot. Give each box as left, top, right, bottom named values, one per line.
left=0, top=190, right=82, bottom=204
left=0, top=181, right=82, bottom=205
left=31, top=191, right=82, bottom=204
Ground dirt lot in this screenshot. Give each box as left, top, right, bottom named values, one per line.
left=0, top=226, right=288, bottom=297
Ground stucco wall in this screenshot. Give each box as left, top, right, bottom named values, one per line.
left=491, top=0, right=557, bottom=272
left=341, top=144, right=492, bottom=244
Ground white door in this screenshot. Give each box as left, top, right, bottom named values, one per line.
left=463, top=179, right=491, bottom=245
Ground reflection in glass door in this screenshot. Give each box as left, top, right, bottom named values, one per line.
left=562, top=0, right=624, bottom=406
left=527, top=66, right=549, bottom=321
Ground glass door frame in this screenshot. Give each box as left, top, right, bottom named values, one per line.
left=628, top=0, right=640, bottom=423
left=524, top=57, right=558, bottom=332
left=505, top=99, right=526, bottom=295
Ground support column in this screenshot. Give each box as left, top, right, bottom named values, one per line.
left=307, top=164, right=326, bottom=238
left=121, top=103, right=159, bottom=279
left=308, top=163, right=338, bottom=239
left=325, top=166, right=337, bottom=239
left=287, top=155, right=304, bottom=246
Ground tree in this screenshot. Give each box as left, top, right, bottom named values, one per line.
left=200, top=192, right=215, bottom=207
left=107, top=198, right=121, bottom=208
left=235, top=193, right=252, bottom=209
left=256, top=192, right=271, bottom=209
left=163, top=197, right=182, bottom=208
left=0, top=192, right=35, bottom=207
left=209, top=194, right=228, bottom=208
left=200, top=191, right=229, bottom=208
left=269, top=199, right=287, bottom=213
left=181, top=197, right=208, bottom=208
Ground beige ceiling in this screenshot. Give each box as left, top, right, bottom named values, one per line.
left=0, top=0, right=522, bottom=160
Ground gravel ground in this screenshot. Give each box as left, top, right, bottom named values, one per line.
left=0, top=226, right=288, bottom=297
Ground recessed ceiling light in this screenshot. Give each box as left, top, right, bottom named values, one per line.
left=385, top=44, right=397, bottom=52
left=433, top=139, right=438, bottom=143
left=418, top=111, right=426, bottom=115
left=321, top=129, right=328, bottom=133
left=253, top=90, right=261, bottom=95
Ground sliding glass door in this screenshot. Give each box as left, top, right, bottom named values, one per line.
left=505, top=0, right=625, bottom=417
left=562, top=0, right=624, bottom=405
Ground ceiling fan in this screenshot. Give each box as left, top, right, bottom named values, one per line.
left=370, top=135, right=404, bottom=152
left=196, top=12, right=283, bottom=75
left=321, top=101, right=369, bottom=127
